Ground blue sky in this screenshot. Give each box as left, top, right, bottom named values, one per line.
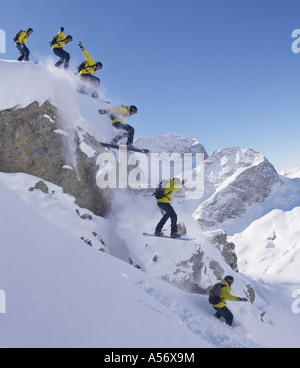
left=1, top=0, right=300, bottom=170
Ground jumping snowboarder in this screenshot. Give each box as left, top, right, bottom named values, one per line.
left=154, top=178, right=182, bottom=239
left=78, top=42, right=103, bottom=98
left=14, top=28, right=33, bottom=62
left=51, top=27, right=73, bottom=69
left=209, top=276, right=248, bottom=326
left=98, top=105, right=138, bottom=147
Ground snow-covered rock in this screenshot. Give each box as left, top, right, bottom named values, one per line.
left=0, top=100, right=109, bottom=216
left=0, top=60, right=114, bottom=216
left=280, top=167, right=300, bottom=179
left=192, top=147, right=283, bottom=231
left=135, top=133, right=208, bottom=158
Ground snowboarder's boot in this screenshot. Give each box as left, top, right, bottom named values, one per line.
left=110, top=137, right=120, bottom=145
left=155, top=231, right=164, bottom=237
left=171, top=232, right=182, bottom=239
left=91, top=91, right=99, bottom=99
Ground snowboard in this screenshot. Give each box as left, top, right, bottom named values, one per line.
left=77, top=90, right=111, bottom=104
left=100, top=142, right=150, bottom=154
left=143, top=233, right=194, bottom=241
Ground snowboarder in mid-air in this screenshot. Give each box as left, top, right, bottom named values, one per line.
left=78, top=42, right=103, bottom=99
left=51, top=27, right=73, bottom=69
left=154, top=178, right=183, bottom=239
left=209, top=276, right=248, bottom=326
left=99, top=105, right=138, bottom=147
left=14, top=28, right=33, bottom=62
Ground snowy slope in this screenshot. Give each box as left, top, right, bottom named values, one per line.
left=230, top=206, right=300, bottom=279
left=3, top=172, right=300, bottom=348
left=280, top=167, right=300, bottom=179
left=219, top=175, right=300, bottom=235
left=0, top=174, right=261, bottom=348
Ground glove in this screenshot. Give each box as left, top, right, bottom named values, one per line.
left=60, top=27, right=64, bottom=33
left=237, top=297, right=248, bottom=302
left=78, top=42, right=84, bottom=50
left=98, top=109, right=107, bottom=115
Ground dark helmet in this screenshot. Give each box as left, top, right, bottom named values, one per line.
left=95, top=62, right=103, bottom=69
left=224, top=275, right=235, bottom=286
left=27, top=28, right=33, bottom=33
left=66, top=35, right=73, bottom=41
left=130, top=105, right=138, bottom=114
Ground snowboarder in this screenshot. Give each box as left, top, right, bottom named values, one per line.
left=51, top=27, right=73, bottom=69
left=14, top=28, right=33, bottom=62
left=210, top=276, right=248, bottom=326
left=98, top=105, right=138, bottom=147
left=154, top=178, right=182, bottom=239
left=78, top=42, right=103, bottom=98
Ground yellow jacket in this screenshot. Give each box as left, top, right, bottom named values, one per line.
left=79, top=49, right=97, bottom=76
left=52, top=31, right=68, bottom=50
left=15, top=31, right=29, bottom=44
left=108, top=106, right=131, bottom=124
left=212, top=280, right=238, bottom=309
left=157, top=179, right=182, bottom=204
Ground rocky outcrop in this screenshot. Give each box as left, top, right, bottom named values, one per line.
left=0, top=101, right=109, bottom=216
left=161, top=248, right=205, bottom=292
left=213, top=232, right=238, bottom=272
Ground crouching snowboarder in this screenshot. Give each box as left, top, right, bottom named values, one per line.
left=78, top=42, right=103, bottom=98
left=99, top=105, right=138, bottom=147
left=209, top=275, right=248, bottom=326
left=154, top=178, right=183, bottom=239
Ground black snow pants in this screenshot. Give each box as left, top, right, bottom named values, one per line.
left=213, top=306, right=234, bottom=326
left=79, top=74, right=100, bottom=89
left=16, top=43, right=30, bottom=62
left=112, top=122, right=135, bottom=146
left=155, top=202, right=178, bottom=234
left=53, top=48, right=70, bottom=68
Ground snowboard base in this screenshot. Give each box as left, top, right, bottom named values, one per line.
left=77, top=90, right=111, bottom=104
left=100, top=142, right=150, bottom=154
left=143, top=233, right=193, bottom=242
